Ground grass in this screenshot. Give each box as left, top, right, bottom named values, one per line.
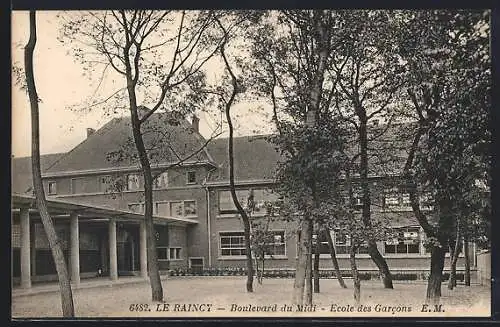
left=11, top=276, right=491, bottom=318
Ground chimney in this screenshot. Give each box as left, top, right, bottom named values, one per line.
left=191, top=115, right=200, bottom=133
left=86, top=128, right=95, bottom=138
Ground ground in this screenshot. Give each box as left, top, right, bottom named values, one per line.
left=11, top=277, right=491, bottom=318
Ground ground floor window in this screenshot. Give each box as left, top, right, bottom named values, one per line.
left=384, top=227, right=421, bottom=254
left=169, top=247, right=182, bottom=260
left=312, top=230, right=368, bottom=255
left=157, top=247, right=169, bottom=260
left=220, top=232, right=247, bottom=256
left=220, top=231, right=286, bottom=257
left=264, top=231, right=286, bottom=256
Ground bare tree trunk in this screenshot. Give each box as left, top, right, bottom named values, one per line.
left=305, top=221, right=313, bottom=305
left=349, top=246, right=361, bottom=304
left=293, top=222, right=309, bottom=306
left=25, top=10, right=75, bottom=317
left=313, top=237, right=320, bottom=293
left=261, top=257, right=265, bottom=284
left=358, top=118, right=393, bottom=289
left=325, top=229, right=347, bottom=288
left=464, top=236, right=471, bottom=286
left=126, top=89, right=163, bottom=301
left=448, top=224, right=461, bottom=290
left=220, top=35, right=254, bottom=293
left=427, top=245, right=446, bottom=304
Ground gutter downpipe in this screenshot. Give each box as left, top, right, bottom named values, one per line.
left=202, top=168, right=216, bottom=268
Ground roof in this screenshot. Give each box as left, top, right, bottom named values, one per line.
left=45, top=112, right=215, bottom=174
left=205, top=122, right=415, bottom=185
left=11, top=193, right=197, bottom=226
left=206, top=135, right=283, bottom=184
left=11, top=153, right=65, bottom=194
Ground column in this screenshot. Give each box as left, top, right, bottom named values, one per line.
left=70, top=212, right=80, bottom=285
left=109, top=217, right=118, bottom=281
left=139, top=221, right=148, bottom=278
left=30, top=222, right=36, bottom=277
left=20, top=208, right=31, bottom=289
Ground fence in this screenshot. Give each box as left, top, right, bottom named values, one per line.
left=476, top=250, right=491, bottom=286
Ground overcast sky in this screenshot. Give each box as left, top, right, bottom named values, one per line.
left=11, top=11, right=273, bottom=158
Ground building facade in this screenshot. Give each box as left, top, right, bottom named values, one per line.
left=11, top=114, right=475, bottom=286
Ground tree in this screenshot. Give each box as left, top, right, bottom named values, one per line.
left=250, top=204, right=277, bottom=285
left=326, top=10, right=415, bottom=289
left=395, top=10, right=490, bottom=303
left=60, top=10, right=223, bottom=301
left=211, top=12, right=264, bottom=292
left=24, top=10, right=75, bottom=317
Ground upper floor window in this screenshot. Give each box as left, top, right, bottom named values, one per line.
left=383, top=188, right=412, bottom=209
left=48, top=181, right=57, bottom=195
left=71, top=177, right=87, bottom=194
left=419, top=193, right=434, bottom=211
left=154, top=172, right=168, bottom=189
left=128, top=203, right=145, bottom=213
left=187, top=171, right=196, bottom=184
left=127, top=174, right=141, bottom=191
left=155, top=200, right=197, bottom=218
left=217, top=188, right=278, bottom=215
left=99, top=175, right=113, bottom=192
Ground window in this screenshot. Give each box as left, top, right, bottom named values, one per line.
left=126, top=174, right=140, bottom=191
left=220, top=232, right=247, bottom=256
left=169, top=201, right=184, bottom=217
left=184, top=201, right=197, bottom=217
left=47, top=181, right=57, bottom=195
left=156, top=202, right=170, bottom=216
left=333, top=231, right=350, bottom=255
left=218, top=188, right=278, bottom=215
left=419, top=193, right=434, bottom=211
left=169, top=247, right=182, bottom=260
left=99, top=175, right=113, bottom=192
left=187, top=171, right=196, bottom=184
left=329, top=230, right=368, bottom=255
left=402, top=193, right=411, bottom=206
left=384, top=227, right=420, bottom=254
left=155, top=200, right=198, bottom=218
left=269, top=231, right=286, bottom=256
left=128, top=203, right=145, bottom=213
left=71, top=177, right=90, bottom=194
left=218, top=190, right=248, bottom=214
left=351, top=188, right=363, bottom=208
left=157, top=247, right=168, bottom=260
left=383, top=189, right=412, bottom=209
left=154, top=172, right=168, bottom=189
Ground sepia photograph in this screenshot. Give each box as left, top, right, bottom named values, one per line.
left=10, top=9, right=491, bottom=318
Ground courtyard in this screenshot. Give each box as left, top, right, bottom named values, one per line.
left=11, top=276, right=491, bottom=318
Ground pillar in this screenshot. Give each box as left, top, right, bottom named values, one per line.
left=109, top=217, right=118, bottom=281
left=20, top=208, right=31, bottom=289
left=70, top=212, right=80, bottom=285
left=30, top=222, right=36, bottom=277
left=139, top=221, right=148, bottom=278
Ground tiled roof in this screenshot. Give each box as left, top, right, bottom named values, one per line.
left=45, top=112, right=213, bottom=174
left=206, top=122, right=414, bottom=184
left=11, top=153, right=65, bottom=194
left=206, top=135, right=283, bottom=183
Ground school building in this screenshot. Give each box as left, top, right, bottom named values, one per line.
left=11, top=113, right=477, bottom=288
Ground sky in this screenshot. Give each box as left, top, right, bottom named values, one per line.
left=11, top=11, right=273, bottom=158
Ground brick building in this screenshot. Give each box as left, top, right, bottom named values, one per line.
left=11, top=113, right=476, bottom=286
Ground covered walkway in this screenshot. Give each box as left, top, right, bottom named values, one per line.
left=11, top=193, right=197, bottom=290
